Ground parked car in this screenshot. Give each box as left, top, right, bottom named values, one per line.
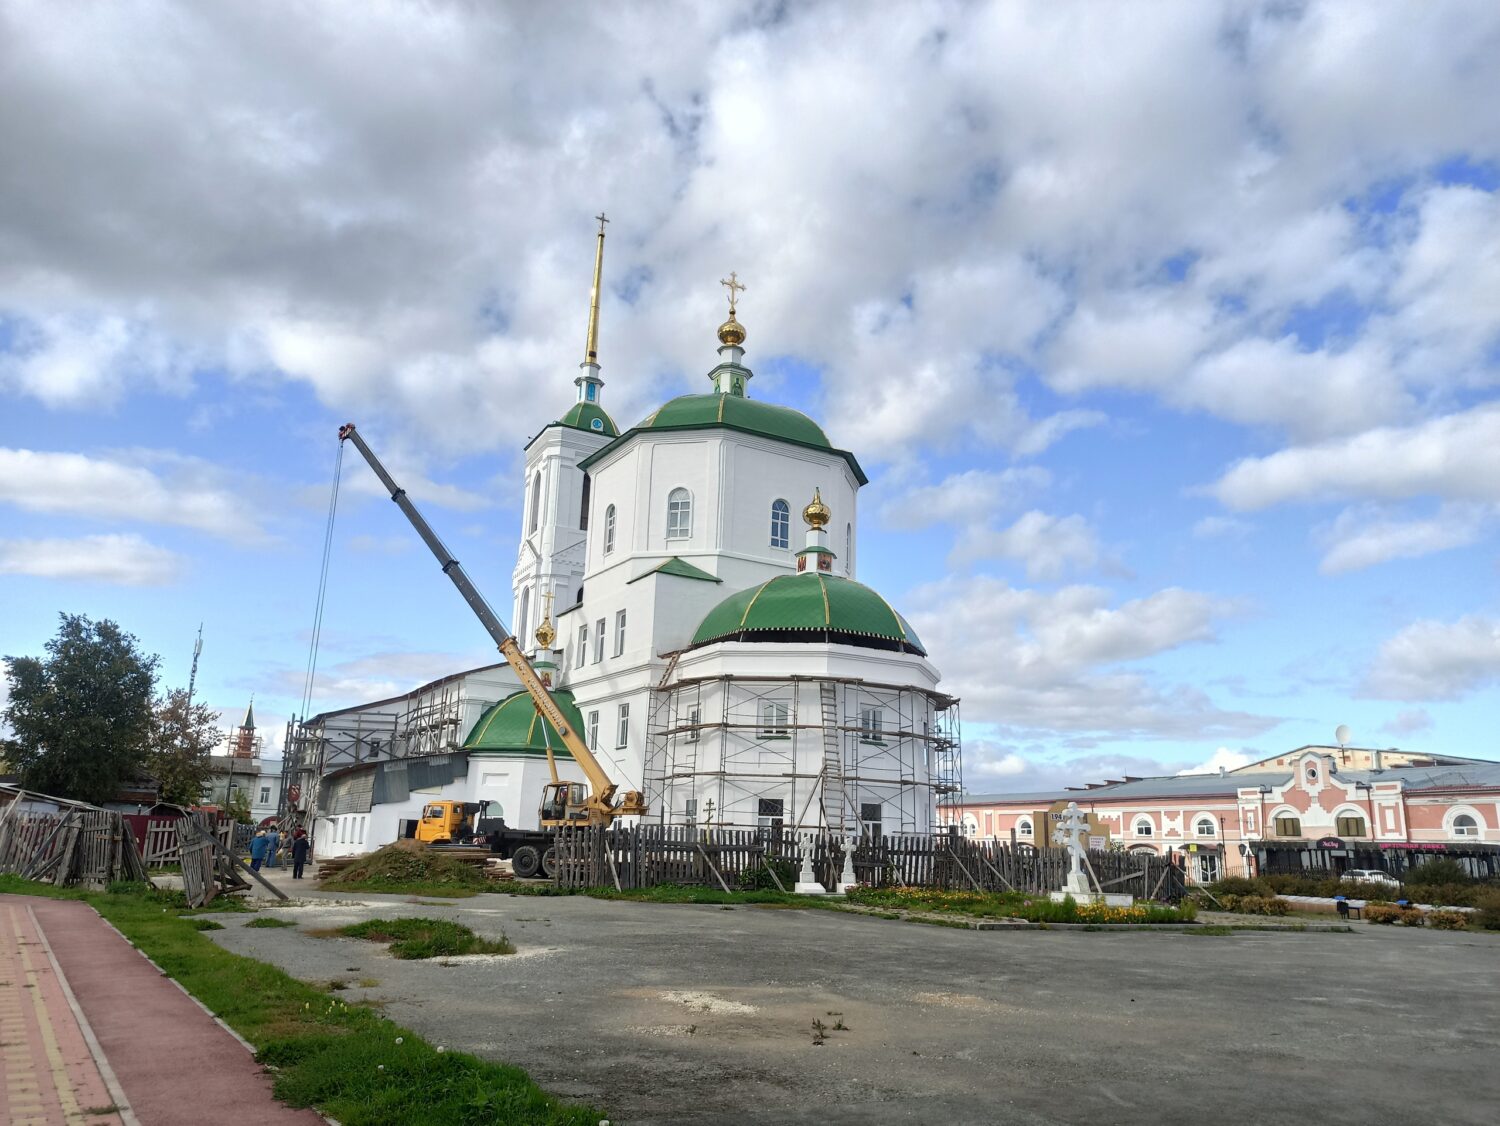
left=1341, top=868, right=1400, bottom=888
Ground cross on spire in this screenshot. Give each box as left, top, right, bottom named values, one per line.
left=595, top=212, right=609, bottom=233
left=720, top=271, right=746, bottom=315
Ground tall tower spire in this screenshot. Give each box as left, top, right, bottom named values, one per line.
left=576, top=214, right=608, bottom=409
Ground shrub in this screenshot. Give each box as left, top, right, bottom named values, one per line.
left=1363, top=904, right=1404, bottom=925
left=736, top=859, right=797, bottom=892
left=1472, top=890, right=1500, bottom=931
left=1235, top=895, right=1291, bottom=916
left=1207, top=876, right=1270, bottom=898
left=1403, top=858, right=1470, bottom=886
left=1396, top=908, right=1426, bottom=926
left=1402, top=883, right=1478, bottom=908
left=1426, top=911, right=1468, bottom=931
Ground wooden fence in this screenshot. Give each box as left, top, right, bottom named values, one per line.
left=0, top=797, right=150, bottom=890
left=552, top=826, right=1190, bottom=901
left=134, top=816, right=234, bottom=868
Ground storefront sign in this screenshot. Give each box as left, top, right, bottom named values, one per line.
left=1377, top=842, right=1449, bottom=851
left=1316, top=836, right=1345, bottom=849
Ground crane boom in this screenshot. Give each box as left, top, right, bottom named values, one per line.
left=337, top=423, right=645, bottom=823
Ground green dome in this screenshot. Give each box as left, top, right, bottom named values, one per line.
left=462, top=689, right=582, bottom=758
left=691, top=572, right=926, bottom=655
left=558, top=401, right=618, bottom=437
left=640, top=394, right=830, bottom=449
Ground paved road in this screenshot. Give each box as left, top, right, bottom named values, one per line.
left=211, top=885, right=1500, bottom=1126
left=0, top=894, right=322, bottom=1126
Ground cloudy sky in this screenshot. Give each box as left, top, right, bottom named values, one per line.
left=2, top=1, right=1498, bottom=791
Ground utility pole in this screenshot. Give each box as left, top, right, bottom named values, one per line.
left=186, top=623, right=204, bottom=703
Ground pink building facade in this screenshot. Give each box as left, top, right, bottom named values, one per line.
left=942, top=748, right=1500, bottom=885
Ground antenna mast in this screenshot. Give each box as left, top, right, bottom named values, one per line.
left=187, top=623, right=204, bottom=703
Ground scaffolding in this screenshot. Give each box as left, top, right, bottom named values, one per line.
left=644, top=670, right=961, bottom=836
left=279, top=666, right=503, bottom=828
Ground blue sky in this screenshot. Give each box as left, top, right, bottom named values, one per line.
left=2, top=2, right=1498, bottom=792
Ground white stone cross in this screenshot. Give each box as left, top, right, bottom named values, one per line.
left=1052, top=801, right=1091, bottom=892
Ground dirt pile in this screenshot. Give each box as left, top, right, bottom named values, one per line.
left=320, top=841, right=490, bottom=893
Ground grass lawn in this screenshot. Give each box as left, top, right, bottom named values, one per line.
left=0, top=874, right=601, bottom=1126
left=338, top=917, right=514, bottom=959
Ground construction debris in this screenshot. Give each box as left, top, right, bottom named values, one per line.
left=0, top=785, right=152, bottom=889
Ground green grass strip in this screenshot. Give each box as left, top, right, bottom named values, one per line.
left=0, top=875, right=600, bottom=1125
left=339, top=917, right=514, bottom=959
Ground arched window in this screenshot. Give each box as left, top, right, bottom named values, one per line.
left=1133, top=818, right=1153, bottom=837
left=1452, top=814, right=1478, bottom=838
left=1017, top=818, right=1033, bottom=837
left=604, top=504, right=616, bottom=554
left=517, top=588, right=530, bottom=645
left=666, top=488, right=692, bottom=540
left=579, top=473, right=591, bottom=531
left=528, top=472, right=542, bottom=533
left=1195, top=819, right=1216, bottom=837
left=770, top=499, right=790, bottom=549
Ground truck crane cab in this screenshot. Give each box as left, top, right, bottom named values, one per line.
left=539, top=782, right=591, bottom=827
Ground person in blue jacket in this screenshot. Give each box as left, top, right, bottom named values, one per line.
left=266, top=826, right=281, bottom=868
left=249, top=829, right=269, bottom=871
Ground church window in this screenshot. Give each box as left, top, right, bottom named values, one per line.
left=578, top=624, right=588, bottom=667
left=616, top=703, right=630, bottom=748
left=861, top=802, right=883, bottom=840
left=586, top=383, right=597, bottom=401
left=770, top=499, right=790, bottom=549
left=757, top=798, right=784, bottom=837
left=604, top=505, right=616, bottom=554
left=614, top=610, right=627, bottom=656
left=529, top=472, right=542, bottom=534
left=517, top=588, right=530, bottom=645
left=580, top=474, right=591, bottom=531
left=845, top=523, right=852, bottom=574
left=758, top=700, right=790, bottom=739
left=594, top=618, right=605, bottom=662
left=666, top=488, right=692, bottom=540
left=591, top=417, right=603, bottom=430
left=686, top=705, right=701, bottom=742
left=587, top=710, right=599, bottom=750
left=859, top=707, right=884, bottom=741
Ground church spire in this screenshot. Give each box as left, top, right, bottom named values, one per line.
left=708, top=270, right=753, bottom=397
left=575, top=214, right=608, bottom=407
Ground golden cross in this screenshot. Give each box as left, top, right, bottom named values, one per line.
left=595, top=212, right=609, bottom=234
left=541, top=589, right=555, bottom=619
left=720, top=271, right=746, bottom=315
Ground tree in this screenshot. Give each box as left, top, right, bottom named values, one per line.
left=2, top=613, right=159, bottom=804
left=150, top=687, right=222, bottom=807
left=225, top=787, right=254, bottom=825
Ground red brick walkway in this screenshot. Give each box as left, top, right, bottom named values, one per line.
left=1, top=894, right=323, bottom=1126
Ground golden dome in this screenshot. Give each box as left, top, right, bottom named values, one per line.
left=717, top=315, right=746, bottom=347
left=534, top=615, right=556, bottom=650
left=802, top=487, right=831, bottom=529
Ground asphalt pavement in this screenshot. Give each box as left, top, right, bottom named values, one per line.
left=207, top=880, right=1500, bottom=1126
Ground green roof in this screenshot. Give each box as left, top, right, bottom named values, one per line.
left=628, top=556, right=723, bottom=585
left=462, top=689, right=582, bottom=758
left=691, top=573, right=925, bottom=655
left=558, top=401, right=618, bottom=437
left=578, top=393, right=867, bottom=485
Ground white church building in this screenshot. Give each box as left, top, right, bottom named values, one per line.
left=292, top=224, right=961, bottom=854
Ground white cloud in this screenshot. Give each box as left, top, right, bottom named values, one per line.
left=1176, top=747, right=1254, bottom=775
left=268, top=650, right=495, bottom=707
left=0, top=448, right=267, bottom=542
left=907, top=576, right=1267, bottom=742
left=878, top=467, right=1050, bottom=531
left=1211, top=406, right=1500, bottom=511
left=1192, top=516, right=1252, bottom=540
left=952, top=511, right=1100, bottom=579
left=1382, top=708, right=1434, bottom=737
left=0, top=534, right=182, bottom=585
left=1315, top=504, right=1488, bottom=574
left=1363, top=615, right=1500, bottom=701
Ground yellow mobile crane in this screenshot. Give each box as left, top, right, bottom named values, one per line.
left=338, top=424, right=646, bottom=871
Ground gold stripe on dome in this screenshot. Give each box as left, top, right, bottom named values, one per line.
left=737, top=578, right=776, bottom=628
left=815, top=574, right=831, bottom=624
left=717, top=394, right=726, bottom=422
